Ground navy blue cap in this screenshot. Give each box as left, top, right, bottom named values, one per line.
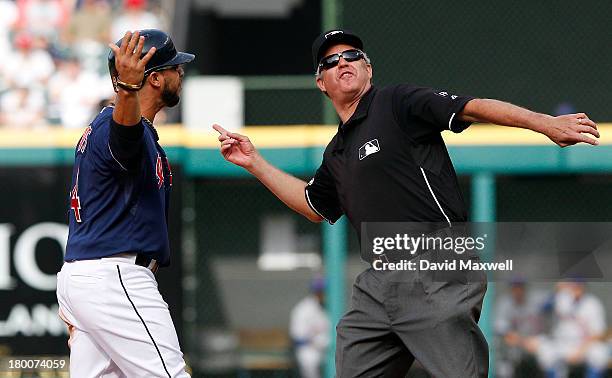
left=108, top=29, right=195, bottom=78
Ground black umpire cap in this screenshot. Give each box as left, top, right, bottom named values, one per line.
left=312, top=29, right=364, bottom=71
left=108, top=29, right=195, bottom=88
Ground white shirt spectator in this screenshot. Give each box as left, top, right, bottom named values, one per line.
left=0, top=87, right=47, bottom=128
left=534, top=285, right=609, bottom=376
left=17, top=0, right=69, bottom=42
left=0, top=0, right=18, bottom=60
left=4, top=38, right=55, bottom=89
left=48, top=59, right=108, bottom=128
left=553, top=290, right=606, bottom=346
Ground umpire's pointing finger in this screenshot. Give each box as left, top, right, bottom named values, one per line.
left=213, top=124, right=248, bottom=142
left=213, top=124, right=229, bottom=141
left=212, top=124, right=227, bottom=134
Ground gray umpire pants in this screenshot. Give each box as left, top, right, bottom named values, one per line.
left=335, top=251, right=489, bottom=378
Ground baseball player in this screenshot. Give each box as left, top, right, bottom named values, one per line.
left=290, top=277, right=330, bottom=378
left=56, top=29, right=194, bottom=377
left=494, top=279, right=548, bottom=377
left=214, top=29, right=599, bottom=377
left=525, top=282, right=609, bottom=378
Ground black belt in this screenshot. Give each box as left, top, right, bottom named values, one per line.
left=135, top=253, right=159, bottom=274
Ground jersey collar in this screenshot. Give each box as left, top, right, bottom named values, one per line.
left=105, top=105, right=160, bottom=142
left=339, top=86, right=377, bottom=131
left=142, top=117, right=160, bottom=141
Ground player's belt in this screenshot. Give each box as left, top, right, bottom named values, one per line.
left=135, top=253, right=160, bottom=274
left=101, top=253, right=160, bottom=274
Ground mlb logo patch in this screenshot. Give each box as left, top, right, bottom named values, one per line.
left=359, top=139, right=380, bottom=160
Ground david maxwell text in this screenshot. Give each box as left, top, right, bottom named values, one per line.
left=372, top=258, right=513, bottom=271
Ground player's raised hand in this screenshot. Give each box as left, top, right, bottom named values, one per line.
left=213, top=124, right=259, bottom=169
left=544, top=113, right=600, bottom=147
left=108, top=31, right=156, bottom=87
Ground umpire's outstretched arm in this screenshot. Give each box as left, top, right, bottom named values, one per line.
left=459, top=98, right=599, bottom=147
left=212, top=124, right=324, bottom=223
left=212, top=99, right=600, bottom=224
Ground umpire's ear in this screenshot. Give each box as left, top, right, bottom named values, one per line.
left=315, top=75, right=329, bottom=98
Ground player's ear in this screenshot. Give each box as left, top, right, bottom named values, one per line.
left=147, top=72, right=163, bottom=89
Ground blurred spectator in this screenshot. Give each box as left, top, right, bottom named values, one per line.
left=3, top=32, right=55, bottom=89
left=0, top=0, right=175, bottom=128
left=110, top=0, right=162, bottom=41
left=15, top=0, right=70, bottom=45
left=525, top=282, right=609, bottom=378
left=47, top=56, right=111, bottom=128
left=0, top=0, right=18, bottom=66
left=62, top=0, right=111, bottom=74
left=289, top=276, right=330, bottom=378
left=64, top=0, right=111, bottom=44
left=0, top=86, right=47, bottom=127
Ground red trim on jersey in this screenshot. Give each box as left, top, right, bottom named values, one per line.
left=70, top=168, right=82, bottom=223
left=77, top=126, right=92, bottom=153
left=156, top=153, right=164, bottom=189
left=165, top=158, right=173, bottom=187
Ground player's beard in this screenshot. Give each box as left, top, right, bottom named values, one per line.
left=162, top=86, right=180, bottom=108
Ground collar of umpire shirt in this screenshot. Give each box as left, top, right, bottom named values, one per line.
left=333, top=86, right=376, bottom=153
left=339, top=86, right=376, bottom=131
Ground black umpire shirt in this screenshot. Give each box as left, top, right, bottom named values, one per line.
left=305, top=85, right=475, bottom=250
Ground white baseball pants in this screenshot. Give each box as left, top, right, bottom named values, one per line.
left=56, top=255, right=190, bottom=377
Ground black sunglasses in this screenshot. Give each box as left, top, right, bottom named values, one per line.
left=317, top=49, right=367, bottom=74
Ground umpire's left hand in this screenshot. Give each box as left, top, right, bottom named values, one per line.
left=544, top=113, right=599, bottom=147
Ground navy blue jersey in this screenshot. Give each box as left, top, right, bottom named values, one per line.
left=65, top=107, right=173, bottom=266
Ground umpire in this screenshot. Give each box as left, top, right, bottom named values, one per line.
left=214, top=29, right=599, bottom=377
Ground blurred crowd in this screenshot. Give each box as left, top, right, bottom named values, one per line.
left=0, top=0, right=168, bottom=129
left=495, top=279, right=611, bottom=378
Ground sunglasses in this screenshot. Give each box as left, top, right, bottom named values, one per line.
left=317, top=49, right=367, bottom=74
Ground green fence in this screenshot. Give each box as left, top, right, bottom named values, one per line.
left=240, top=1, right=610, bottom=126
left=343, top=0, right=608, bottom=119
